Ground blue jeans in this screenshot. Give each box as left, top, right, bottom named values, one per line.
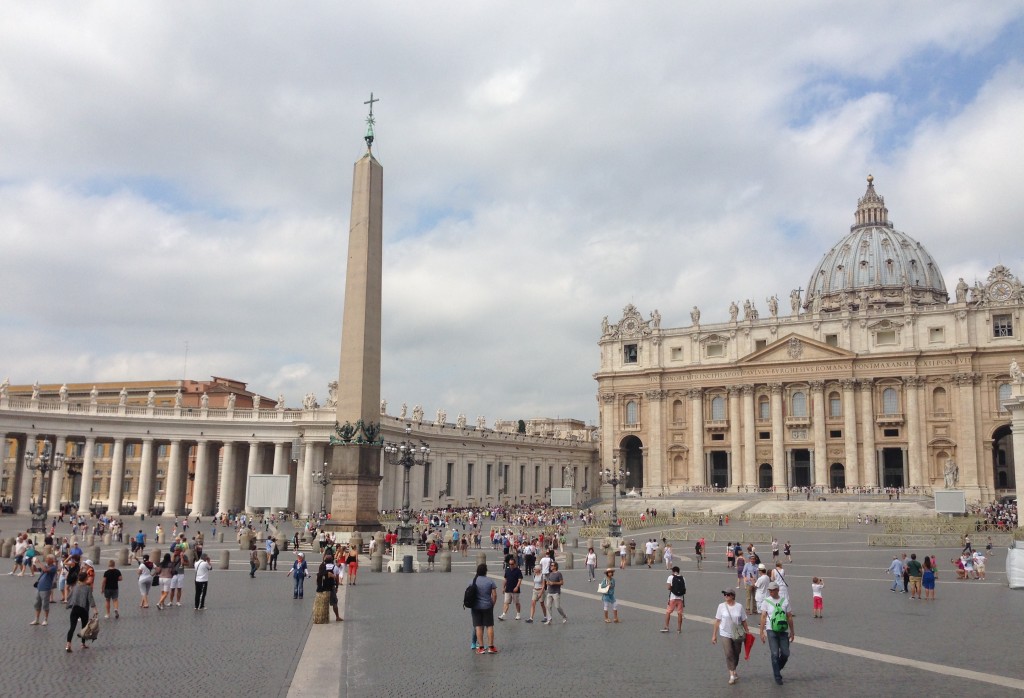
left=766, top=630, right=791, bottom=680
left=293, top=574, right=305, bottom=598
left=891, top=573, right=901, bottom=591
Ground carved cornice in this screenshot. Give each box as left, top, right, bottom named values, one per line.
left=840, top=378, right=858, bottom=390
left=903, top=375, right=926, bottom=388
left=952, top=372, right=981, bottom=386
left=727, top=386, right=742, bottom=397
left=741, top=384, right=755, bottom=396
left=860, top=378, right=875, bottom=389
left=687, top=388, right=703, bottom=399
left=645, top=389, right=667, bottom=400
left=600, top=393, right=616, bottom=404
left=769, top=383, right=784, bottom=394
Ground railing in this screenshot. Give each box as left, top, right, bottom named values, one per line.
left=868, top=532, right=1016, bottom=548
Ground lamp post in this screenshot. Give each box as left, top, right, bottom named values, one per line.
left=600, top=457, right=629, bottom=538
left=384, top=424, right=430, bottom=545
left=24, top=441, right=65, bottom=533
left=312, top=465, right=330, bottom=520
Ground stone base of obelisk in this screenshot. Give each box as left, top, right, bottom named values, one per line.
left=324, top=446, right=383, bottom=534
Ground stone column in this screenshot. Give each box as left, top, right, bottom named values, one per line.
left=860, top=379, right=877, bottom=488
left=192, top=440, right=211, bottom=517
left=164, top=440, right=184, bottom=517
left=728, top=387, right=742, bottom=488
left=1006, top=384, right=1024, bottom=527
left=244, top=441, right=261, bottom=513
left=301, top=440, right=317, bottom=517
left=904, top=376, right=924, bottom=487
left=272, top=441, right=288, bottom=514
left=841, top=379, right=858, bottom=487
left=646, top=390, right=665, bottom=491
left=48, top=435, right=68, bottom=515
left=689, top=389, right=704, bottom=486
left=16, top=432, right=37, bottom=515
left=137, top=438, right=156, bottom=515
left=741, top=385, right=756, bottom=490
left=78, top=436, right=96, bottom=511
left=770, top=384, right=785, bottom=488
left=218, top=442, right=237, bottom=515
left=953, top=372, right=981, bottom=499
left=810, top=380, right=826, bottom=487
left=108, top=438, right=126, bottom=514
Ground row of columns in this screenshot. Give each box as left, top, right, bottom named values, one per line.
left=6, top=433, right=334, bottom=518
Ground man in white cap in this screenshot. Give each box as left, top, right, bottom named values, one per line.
left=759, top=581, right=795, bottom=685
left=753, top=563, right=770, bottom=613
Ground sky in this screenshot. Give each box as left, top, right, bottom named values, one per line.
left=2, top=2, right=1024, bottom=426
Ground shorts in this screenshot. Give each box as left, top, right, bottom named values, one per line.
left=104, top=589, right=119, bottom=601
left=471, top=607, right=495, bottom=627
left=603, top=600, right=619, bottom=611
left=172, top=574, right=185, bottom=589
left=14, top=555, right=23, bottom=565
left=34, top=590, right=51, bottom=612
left=909, top=577, right=922, bottom=594
left=503, top=591, right=520, bottom=604
left=160, top=577, right=173, bottom=593
left=532, top=588, right=545, bottom=602
left=813, top=596, right=823, bottom=610
left=666, top=598, right=684, bottom=613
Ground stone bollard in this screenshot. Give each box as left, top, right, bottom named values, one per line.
left=371, top=552, right=383, bottom=573
left=562, top=551, right=574, bottom=569
left=87, top=535, right=95, bottom=547
left=239, top=532, right=252, bottom=551
left=572, top=537, right=578, bottom=549
left=606, top=551, right=616, bottom=569
left=89, top=545, right=101, bottom=565
left=118, top=547, right=130, bottom=566
left=439, top=551, right=452, bottom=572
left=634, top=550, right=645, bottom=566
left=219, top=550, right=230, bottom=570
left=259, top=551, right=268, bottom=570
left=476, top=551, right=487, bottom=567
left=152, top=548, right=161, bottom=564
left=157, top=533, right=165, bottom=545
left=1, top=540, right=12, bottom=558
left=350, top=536, right=364, bottom=556
left=218, top=532, right=224, bottom=543
left=103, top=533, right=111, bottom=545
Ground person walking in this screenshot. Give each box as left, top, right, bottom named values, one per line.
left=600, top=568, right=619, bottom=623
left=711, top=589, right=749, bottom=685
left=544, top=561, right=568, bottom=624
left=526, top=564, right=547, bottom=623
left=193, top=553, right=212, bottom=610
left=759, top=581, right=795, bottom=685
left=345, top=546, right=359, bottom=585
left=156, top=553, right=174, bottom=609
left=65, top=571, right=96, bottom=653
left=498, top=557, right=523, bottom=621
left=921, top=557, right=936, bottom=601
left=30, top=554, right=58, bottom=626
left=886, top=555, right=904, bottom=592
left=585, top=547, right=598, bottom=582
left=694, top=540, right=704, bottom=570
left=288, top=552, right=308, bottom=599
left=906, top=553, right=923, bottom=599
left=269, top=537, right=280, bottom=571
left=663, top=543, right=673, bottom=571
left=469, top=562, right=498, bottom=654
left=249, top=548, right=259, bottom=578
left=171, top=545, right=186, bottom=606
left=137, top=554, right=155, bottom=608
left=100, top=559, right=122, bottom=619
left=662, top=566, right=686, bottom=633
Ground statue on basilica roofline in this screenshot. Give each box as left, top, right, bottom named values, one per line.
left=90, top=386, right=99, bottom=404
left=743, top=299, right=758, bottom=321
left=812, top=292, right=823, bottom=314
left=118, top=387, right=128, bottom=406
left=380, top=399, right=387, bottom=415
left=650, top=309, right=661, bottom=329
left=767, top=295, right=778, bottom=318
left=32, top=382, right=41, bottom=400
left=276, top=394, right=285, bottom=410
left=399, top=402, right=407, bottom=419
left=601, top=316, right=610, bottom=337
left=412, top=404, right=424, bottom=423
left=0, top=377, right=8, bottom=399
left=146, top=389, right=155, bottom=407
left=60, top=384, right=69, bottom=403
left=203, top=392, right=211, bottom=409
left=325, top=381, right=338, bottom=409
left=690, top=306, right=700, bottom=326
left=302, top=392, right=318, bottom=410
left=955, top=278, right=969, bottom=303
left=728, top=301, right=739, bottom=322
left=477, top=415, right=486, bottom=430
left=457, top=413, right=467, bottom=429
left=174, top=389, right=183, bottom=408
left=789, top=289, right=801, bottom=316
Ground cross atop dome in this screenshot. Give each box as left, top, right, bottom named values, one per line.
left=853, top=173, right=890, bottom=229
left=364, top=92, right=379, bottom=152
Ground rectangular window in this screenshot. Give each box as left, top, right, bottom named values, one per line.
left=466, top=463, right=474, bottom=496
left=624, top=344, right=638, bottom=363
left=929, top=327, right=944, bottom=343
left=158, top=444, right=168, bottom=458
left=92, top=480, right=101, bottom=493
left=829, top=396, right=842, bottom=417
left=883, top=428, right=899, bottom=438
left=445, top=462, right=453, bottom=497
left=711, top=433, right=725, bottom=441
left=94, top=443, right=104, bottom=458
left=994, top=314, right=1013, bottom=337
left=706, top=343, right=724, bottom=358
left=548, top=466, right=553, bottom=491
left=825, top=334, right=838, bottom=347
left=754, top=339, right=767, bottom=351
left=154, top=480, right=163, bottom=492
left=486, top=463, right=492, bottom=495
left=126, top=443, right=136, bottom=458
left=670, top=346, right=684, bottom=360
left=519, top=464, right=525, bottom=494
left=422, top=462, right=431, bottom=499
left=759, top=431, right=771, bottom=440
left=876, top=330, right=897, bottom=345
left=829, top=430, right=842, bottom=439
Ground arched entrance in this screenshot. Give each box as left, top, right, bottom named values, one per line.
left=758, top=463, right=773, bottom=489
left=992, top=425, right=1015, bottom=490
left=829, top=463, right=845, bottom=490
left=620, top=435, right=644, bottom=493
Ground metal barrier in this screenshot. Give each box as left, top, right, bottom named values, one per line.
left=868, top=533, right=1014, bottom=548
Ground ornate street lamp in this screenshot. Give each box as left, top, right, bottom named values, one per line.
left=600, top=457, right=629, bottom=538
left=312, top=465, right=331, bottom=520
left=384, top=424, right=430, bottom=545
left=25, top=441, right=65, bottom=533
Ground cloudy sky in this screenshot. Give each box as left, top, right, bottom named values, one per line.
left=3, top=2, right=1023, bottom=426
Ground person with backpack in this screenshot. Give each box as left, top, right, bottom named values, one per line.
left=466, top=562, right=498, bottom=654
left=662, top=566, right=686, bottom=633
left=759, top=581, right=795, bottom=686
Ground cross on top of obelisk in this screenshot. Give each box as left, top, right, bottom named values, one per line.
left=364, top=92, right=379, bottom=151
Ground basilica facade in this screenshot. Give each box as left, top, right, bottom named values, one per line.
left=596, top=178, right=1022, bottom=503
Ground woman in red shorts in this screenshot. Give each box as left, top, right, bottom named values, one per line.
left=346, top=546, right=359, bottom=585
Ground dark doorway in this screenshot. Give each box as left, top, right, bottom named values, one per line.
left=791, top=449, right=811, bottom=488
left=829, top=463, right=845, bottom=490
left=882, top=447, right=905, bottom=488
left=621, top=435, right=644, bottom=492
left=709, top=451, right=729, bottom=488
left=758, top=463, right=773, bottom=489
left=993, top=425, right=1015, bottom=490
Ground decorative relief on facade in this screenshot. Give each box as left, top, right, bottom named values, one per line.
left=787, top=337, right=803, bottom=359
left=840, top=378, right=858, bottom=390
left=789, top=428, right=808, bottom=440
left=687, top=388, right=703, bottom=399
left=769, top=383, right=783, bottom=394
left=808, top=380, right=824, bottom=392
left=741, top=384, right=754, bottom=396
left=645, top=389, right=667, bottom=400
left=604, top=304, right=653, bottom=340
left=981, top=265, right=1021, bottom=305
left=600, top=393, right=616, bottom=404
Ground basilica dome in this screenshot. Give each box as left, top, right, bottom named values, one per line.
left=804, top=176, right=948, bottom=312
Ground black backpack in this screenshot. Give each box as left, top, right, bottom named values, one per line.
left=670, top=574, right=686, bottom=597
left=463, top=575, right=478, bottom=609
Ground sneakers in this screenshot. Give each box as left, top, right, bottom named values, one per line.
left=487, top=646, right=499, bottom=654
left=157, top=604, right=163, bottom=611
left=729, top=676, right=738, bottom=685
left=175, top=602, right=182, bottom=606
left=498, top=614, right=506, bottom=621
left=515, top=613, right=521, bottom=620
left=114, top=610, right=119, bottom=619
left=470, top=643, right=479, bottom=651
left=30, top=620, right=39, bottom=626
left=660, top=627, right=669, bottom=633
left=41, top=620, right=47, bottom=626
left=475, top=647, right=486, bottom=655
left=524, top=618, right=533, bottom=623
left=562, top=618, right=568, bottom=624
left=543, top=618, right=552, bottom=625
left=104, top=614, right=110, bottom=619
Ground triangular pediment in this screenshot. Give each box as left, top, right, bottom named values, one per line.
left=738, top=333, right=855, bottom=364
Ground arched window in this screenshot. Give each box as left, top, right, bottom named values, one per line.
left=998, top=383, right=1011, bottom=412
left=625, top=400, right=638, bottom=425
left=882, top=387, right=899, bottom=415
left=791, top=391, right=807, bottom=417
left=672, top=400, right=684, bottom=423
left=828, top=391, right=842, bottom=418
left=711, top=395, right=725, bottom=420
left=757, top=395, right=770, bottom=421
left=932, top=387, right=948, bottom=414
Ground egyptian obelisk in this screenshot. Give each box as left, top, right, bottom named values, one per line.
left=328, top=94, right=384, bottom=532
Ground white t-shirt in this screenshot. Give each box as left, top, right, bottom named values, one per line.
left=195, top=560, right=212, bottom=583
left=754, top=573, right=770, bottom=604
left=618, top=544, right=627, bottom=557
left=645, top=541, right=656, bottom=555
left=586, top=552, right=597, bottom=566
left=715, top=602, right=747, bottom=639
left=138, top=562, right=153, bottom=578
left=811, top=582, right=823, bottom=598
left=539, top=556, right=552, bottom=575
